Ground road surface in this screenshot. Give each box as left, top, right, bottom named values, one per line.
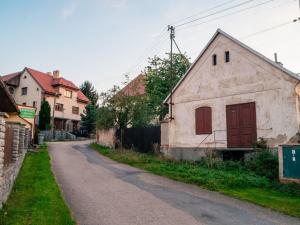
left=48, top=141, right=300, bottom=225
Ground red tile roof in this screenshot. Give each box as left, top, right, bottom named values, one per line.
left=2, top=67, right=89, bottom=103
left=1, top=71, right=21, bottom=82
left=77, top=90, right=90, bottom=103
left=120, top=74, right=146, bottom=96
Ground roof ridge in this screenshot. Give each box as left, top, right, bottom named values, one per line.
left=163, top=28, right=299, bottom=103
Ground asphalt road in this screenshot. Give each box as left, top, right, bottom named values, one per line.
left=48, top=141, right=300, bottom=225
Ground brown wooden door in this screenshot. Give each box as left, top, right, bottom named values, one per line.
left=226, top=102, right=257, bottom=148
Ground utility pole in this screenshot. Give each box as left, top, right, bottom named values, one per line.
left=168, top=25, right=175, bottom=121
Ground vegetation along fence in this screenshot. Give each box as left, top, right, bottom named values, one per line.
left=116, top=126, right=160, bottom=153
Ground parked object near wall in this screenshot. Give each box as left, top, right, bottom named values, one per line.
left=278, top=145, right=300, bottom=184
left=38, top=133, right=44, bottom=145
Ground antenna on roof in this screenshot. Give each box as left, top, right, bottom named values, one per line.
left=274, top=53, right=283, bottom=66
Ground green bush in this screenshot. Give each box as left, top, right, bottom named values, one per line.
left=244, top=150, right=278, bottom=180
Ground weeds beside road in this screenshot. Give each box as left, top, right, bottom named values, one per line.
left=90, top=143, right=300, bottom=219
left=0, top=144, right=75, bottom=225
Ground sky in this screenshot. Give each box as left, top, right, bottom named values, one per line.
left=0, top=0, right=300, bottom=93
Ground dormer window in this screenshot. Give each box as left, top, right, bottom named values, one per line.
left=225, top=51, right=230, bottom=63
left=212, top=54, right=217, bottom=66
left=65, top=90, right=72, bottom=98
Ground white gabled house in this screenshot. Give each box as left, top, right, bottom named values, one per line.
left=161, top=29, right=300, bottom=160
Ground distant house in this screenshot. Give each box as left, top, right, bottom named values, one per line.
left=161, top=29, right=300, bottom=160
left=120, top=74, right=146, bottom=96
left=2, top=67, right=89, bottom=132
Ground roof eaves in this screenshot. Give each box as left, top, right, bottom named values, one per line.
left=0, top=78, right=19, bottom=113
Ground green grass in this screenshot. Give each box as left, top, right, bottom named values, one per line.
left=0, top=144, right=75, bottom=225
left=90, top=143, right=300, bottom=218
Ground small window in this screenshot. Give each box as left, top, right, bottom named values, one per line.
left=33, top=101, right=36, bottom=108
left=212, top=54, right=217, bottom=66
left=37, top=87, right=39, bottom=91
left=23, top=75, right=27, bottom=79
left=225, top=51, right=230, bottom=63
left=195, top=107, right=212, bottom=135
left=8, top=87, right=14, bottom=94
left=22, top=102, right=26, bottom=106
left=55, top=103, right=64, bottom=112
left=72, top=106, right=79, bottom=115
left=21, top=87, right=27, bottom=95
left=65, top=90, right=72, bottom=98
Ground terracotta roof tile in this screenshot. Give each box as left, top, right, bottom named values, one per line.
left=77, top=90, right=90, bottom=103
left=2, top=67, right=89, bottom=103
left=1, top=71, right=21, bottom=82
left=120, top=74, right=146, bottom=96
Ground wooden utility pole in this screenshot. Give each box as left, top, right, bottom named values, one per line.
left=168, top=25, right=175, bottom=121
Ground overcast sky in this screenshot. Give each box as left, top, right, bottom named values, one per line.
left=1, top=0, right=299, bottom=92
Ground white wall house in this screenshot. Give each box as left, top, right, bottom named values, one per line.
left=1, top=67, right=89, bottom=132
left=161, top=29, right=300, bottom=160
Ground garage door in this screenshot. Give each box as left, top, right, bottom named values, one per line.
left=226, top=102, right=257, bottom=148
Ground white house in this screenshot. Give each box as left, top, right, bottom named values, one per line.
left=1, top=67, right=89, bottom=132
left=161, top=29, right=300, bottom=160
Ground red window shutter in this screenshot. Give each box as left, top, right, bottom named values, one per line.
left=195, top=107, right=212, bottom=135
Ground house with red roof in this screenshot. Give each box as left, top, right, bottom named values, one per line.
left=1, top=67, right=89, bottom=132
left=119, top=74, right=146, bottom=96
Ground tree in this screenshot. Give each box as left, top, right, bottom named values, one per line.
left=38, top=100, right=51, bottom=130
left=80, top=81, right=99, bottom=106
left=81, top=104, right=97, bottom=134
left=145, top=53, right=191, bottom=120
left=98, top=76, right=151, bottom=129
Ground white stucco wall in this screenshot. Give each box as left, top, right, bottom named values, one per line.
left=46, top=86, right=86, bottom=121
left=11, top=70, right=42, bottom=115
left=167, top=34, right=300, bottom=149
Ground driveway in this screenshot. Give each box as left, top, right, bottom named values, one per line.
left=49, top=141, right=300, bottom=225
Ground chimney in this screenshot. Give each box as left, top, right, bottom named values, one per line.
left=53, top=70, right=60, bottom=79
left=47, top=72, right=52, bottom=76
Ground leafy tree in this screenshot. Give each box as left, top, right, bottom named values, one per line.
left=98, top=76, right=151, bottom=129
left=145, top=53, right=191, bottom=120
left=96, top=106, right=114, bottom=129
left=80, top=81, right=99, bottom=106
left=81, top=104, right=97, bottom=134
left=38, top=100, right=51, bottom=130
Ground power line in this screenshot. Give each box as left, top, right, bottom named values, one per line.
left=177, top=0, right=275, bottom=31
left=126, top=27, right=168, bottom=75
left=240, top=17, right=300, bottom=39
left=175, top=0, right=256, bottom=28
left=172, top=0, right=237, bottom=25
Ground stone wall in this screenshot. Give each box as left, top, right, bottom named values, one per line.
left=40, top=130, right=76, bottom=141
left=0, top=113, right=31, bottom=208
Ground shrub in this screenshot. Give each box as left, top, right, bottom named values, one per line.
left=244, top=150, right=278, bottom=180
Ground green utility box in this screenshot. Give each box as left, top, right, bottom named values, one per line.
left=279, top=145, right=300, bottom=183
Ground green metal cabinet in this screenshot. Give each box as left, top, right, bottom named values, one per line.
left=283, top=145, right=300, bottom=179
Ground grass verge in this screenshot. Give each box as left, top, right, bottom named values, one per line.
left=0, top=144, right=75, bottom=225
left=90, top=143, right=300, bottom=218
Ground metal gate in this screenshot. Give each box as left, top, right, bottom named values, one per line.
left=4, top=125, right=13, bottom=167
